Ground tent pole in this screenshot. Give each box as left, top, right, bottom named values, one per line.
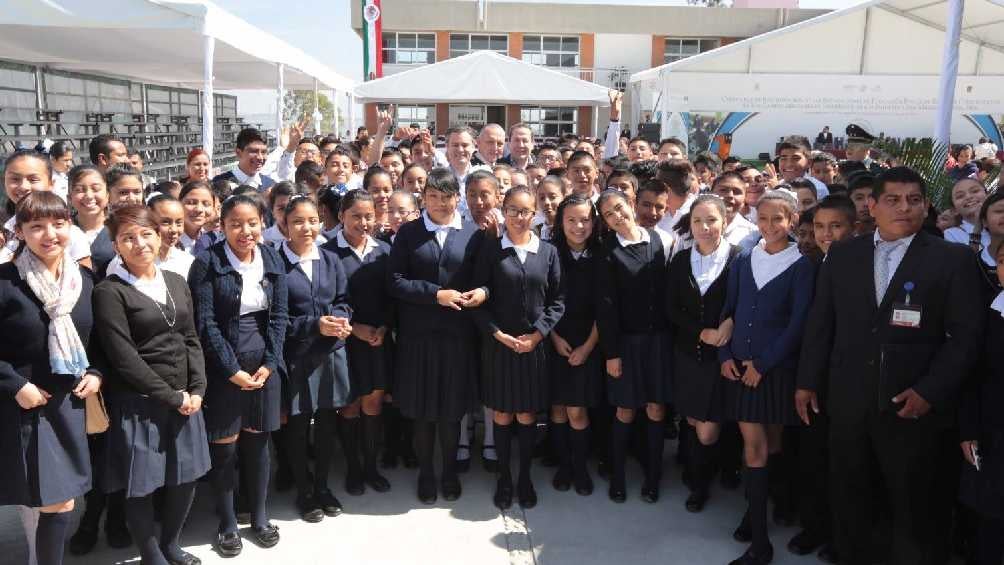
left=592, top=104, right=599, bottom=138
left=202, top=35, right=215, bottom=163
left=347, top=92, right=355, bottom=140
left=934, top=0, right=963, bottom=148
left=313, top=78, right=322, bottom=134
left=276, top=63, right=285, bottom=145
left=332, top=90, right=339, bottom=136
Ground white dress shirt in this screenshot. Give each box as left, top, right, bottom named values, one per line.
left=873, top=231, right=916, bottom=297
left=943, top=220, right=990, bottom=253
left=110, top=263, right=169, bottom=304
left=179, top=231, right=201, bottom=254
left=724, top=214, right=757, bottom=246
left=423, top=210, right=463, bottom=248
left=262, top=225, right=286, bottom=247
left=501, top=231, right=540, bottom=264
left=991, top=291, right=1004, bottom=318
left=691, top=238, right=731, bottom=295
left=334, top=230, right=380, bottom=262
left=657, top=193, right=697, bottom=233
left=750, top=240, right=801, bottom=290
left=107, top=246, right=195, bottom=280
left=224, top=243, right=268, bottom=315
left=232, top=166, right=263, bottom=188
left=282, top=241, right=321, bottom=283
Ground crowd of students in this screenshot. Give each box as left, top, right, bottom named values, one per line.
left=0, top=103, right=1002, bottom=565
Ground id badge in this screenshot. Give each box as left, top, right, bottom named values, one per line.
left=891, top=303, right=922, bottom=328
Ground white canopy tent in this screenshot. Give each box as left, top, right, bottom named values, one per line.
left=0, top=0, right=356, bottom=158
left=353, top=51, right=610, bottom=135
left=629, top=0, right=1004, bottom=155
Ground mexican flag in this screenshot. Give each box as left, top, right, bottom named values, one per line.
left=362, top=0, right=383, bottom=81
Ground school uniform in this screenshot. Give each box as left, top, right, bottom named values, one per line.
left=666, top=239, right=738, bottom=422
left=188, top=241, right=288, bottom=439
left=88, top=227, right=116, bottom=278
left=551, top=247, right=603, bottom=408
left=0, top=262, right=97, bottom=507
left=213, top=169, right=276, bottom=193
left=94, top=266, right=210, bottom=498
left=719, top=242, right=814, bottom=425
left=473, top=232, right=564, bottom=413
left=0, top=217, right=91, bottom=265
left=107, top=247, right=195, bottom=281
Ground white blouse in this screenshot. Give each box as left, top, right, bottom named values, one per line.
left=334, top=230, right=379, bottom=262
left=750, top=241, right=801, bottom=290
left=224, top=243, right=268, bottom=315
left=690, top=238, right=731, bottom=295
left=282, top=241, right=321, bottom=283
left=423, top=210, right=463, bottom=248
left=501, top=232, right=540, bottom=264
left=110, top=263, right=169, bottom=304
left=107, top=246, right=195, bottom=280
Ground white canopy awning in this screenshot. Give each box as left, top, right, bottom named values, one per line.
left=0, top=0, right=356, bottom=91
left=353, top=51, right=610, bottom=107
left=629, top=0, right=1004, bottom=149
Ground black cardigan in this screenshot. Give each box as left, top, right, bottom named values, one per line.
left=665, top=244, right=739, bottom=363
left=93, top=271, right=207, bottom=409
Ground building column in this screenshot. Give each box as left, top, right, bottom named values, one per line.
left=436, top=103, right=449, bottom=135
left=506, top=105, right=521, bottom=131
left=509, top=32, right=523, bottom=59
left=578, top=106, right=592, bottom=137
left=364, top=103, right=378, bottom=136
left=580, top=33, right=595, bottom=82
left=651, top=35, right=666, bottom=69
left=436, top=31, right=450, bottom=62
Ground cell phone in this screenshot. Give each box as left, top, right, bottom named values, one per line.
left=971, top=443, right=981, bottom=471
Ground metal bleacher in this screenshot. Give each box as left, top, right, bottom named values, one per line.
left=0, top=60, right=276, bottom=180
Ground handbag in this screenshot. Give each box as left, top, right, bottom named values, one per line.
left=85, top=391, right=109, bottom=435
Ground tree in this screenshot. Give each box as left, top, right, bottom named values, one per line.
left=282, top=90, right=341, bottom=135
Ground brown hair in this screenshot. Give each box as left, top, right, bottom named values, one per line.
left=106, top=204, right=158, bottom=239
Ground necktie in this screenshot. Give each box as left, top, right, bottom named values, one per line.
left=874, top=240, right=895, bottom=303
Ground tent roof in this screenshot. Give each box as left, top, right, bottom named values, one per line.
left=0, top=0, right=356, bottom=92
left=631, top=0, right=1004, bottom=84
left=353, top=51, right=610, bottom=106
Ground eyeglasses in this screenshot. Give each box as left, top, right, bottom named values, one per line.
left=503, top=207, right=534, bottom=219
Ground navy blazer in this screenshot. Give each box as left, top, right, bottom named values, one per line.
left=323, top=237, right=393, bottom=329
left=472, top=236, right=564, bottom=338
left=388, top=216, right=484, bottom=338
left=552, top=249, right=600, bottom=346
left=188, top=241, right=288, bottom=379
left=281, top=244, right=351, bottom=371
left=719, top=248, right=815, bottom=375
left=212, top=171, right=276, bottom=192
left=88, top=227, right=116, bottom=279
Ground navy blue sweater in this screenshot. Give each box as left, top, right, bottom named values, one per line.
left=323, top=237, right=393, bottom=329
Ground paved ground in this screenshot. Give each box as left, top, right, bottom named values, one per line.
left=0, top=442, right=836, bottom=565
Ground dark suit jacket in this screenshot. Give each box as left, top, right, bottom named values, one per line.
left=212, top=170, right=276, bottom=192
left=797, top=231, right=985, bottom=425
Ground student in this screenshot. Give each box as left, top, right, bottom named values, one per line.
left=401, top=163, right=428, bottom=197
left=212, top=128, right=276, bottom=193
left=846, top=172, right=876, bottom=235
left=535, top=142, right=563, bottom=172
left=606, top=169, right=639, bottom=204
left=791, top=178, right=819, bottom=212
left=145, top=194, right=197, bottom=277
left=565, top=151, right=600, bottom=200
left=719, top=189, right=815, bottom=565
left=464, top=169, right=504, bottom=231
left=326, top=190, right=397, bottom=497
left=178, top=180, right=218, bottom=254
left=67, top=165, right=108, bottom=245
left=324, top=147, right=358, bottom=191
left=93, top=205, right=209, bottom=565
left=88, top=134, right=129, bottom=175
left=976, top=190, right=1004, bottom=292
left=189, top=194, right=288, bottom=555
left=280, top=195, right=352, bottom=522
left=388, top=168, right=486, bottom=505
left=627, top=137, right=654, bottom=163
left=723, top=156, right=743, bottom=173
left=364, top=166, right=395, bottom=238
left=549, top=195, right=604, bottom=496
left=525, top=163, right=547, bottom=191
left=492, top=163, right=514, bottom=194
left=49, top=141, right=74, bottom=200
left=943, top=177, right=989, bottom=249
left=154, top=180, right=182, bottom=200
left=635, top=178, right=671, bottom=230
left=712, top=172, right=757, bottom=245
left=657, top=138, right=686, bottom=161
left=263, top=181, right=299, bottom=247
left=535, top=176, right=566, bottom=241
left=776, top=136, right=828, bottom=198
left=795, top=206, right=822, bottom=260
left=666, top=195, right=738, bottom=513
left=380, top=148, right=406, bottom=189
left=655, top=159, right=698, bottom=232
left=0, top=192, right=103, bottom=565
left=511, top=170, right=530, bottom=189
left=295, top=161, right=325, bottom=198
left=2, top=151, right=92, bottom=268
left=596, top=189, right=672, bottom=504
left=810, top=153, right=838, bottom=185
left=694, top=154, right=720, bottom=190
left=89, top=165, right=146, bottom=276
left=126, top=148, right=156, bottom=188
left=737, top=165, right=767, bottom=222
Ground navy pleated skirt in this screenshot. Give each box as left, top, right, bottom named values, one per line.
left=0, top=375, right=90, bottom=507
left=102, top=391, right=211, bottom=498
left=346, top=335, right=393, bottom=398
left=393, top=332, right=478, bottom=423
left=287, top=346, right=351, bottom=417
left=673, top=351, right=725, bottom=422
left=723, top=365, right=798, bottom=425
left=481, top=337, right=550, bottom=413
left=606, top=332, right=673, bottom=409
left=550, top=345, right=603, bottom=408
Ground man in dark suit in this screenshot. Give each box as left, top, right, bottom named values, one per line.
left=796, top=166, right=985, bottom=565
left=212, top=127, right=276, bottom=195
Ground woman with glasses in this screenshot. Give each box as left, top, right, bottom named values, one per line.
left=473, top=186, right=564, bottom=509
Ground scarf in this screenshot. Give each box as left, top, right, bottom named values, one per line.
left=14, top=250, right=89, bottom=377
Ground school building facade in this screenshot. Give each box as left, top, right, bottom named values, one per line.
left=350, top=0, right=827, bottom=138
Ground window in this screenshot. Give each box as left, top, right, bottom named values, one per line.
left=521, top=35, right=579, bottom=68
left=519, top=106, right=577, bottom=138
left=450, top=34, right=507, bottom=58
left=663, top=38, right=719, bottom=64
left=382, top=32, right=436, bottom=65
left=395, top=105, right=436, bottom=131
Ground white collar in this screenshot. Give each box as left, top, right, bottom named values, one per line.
left=110, top=263, right=168, bottom=303
left=725, top=213, right=756, bottom=233
left=232, top=166, right=262, bottom=187
left=616, top=226, right=650, bottom=247
left=992, top=291, right=1004, bottom=318
left=872, top=230, right=917, bottom=248
left=501, top=231, right=541, bottom=254
left=224, top=242, right=262, bottom=272
left=690, top=237, right=731, bottom=264
left=3, top=217, right=14, bottom=233
left=335, top=230, right=379, bottom=260
left=282, top=241, right=320, bottom=265
left=423, top=210, right=463, bottom=232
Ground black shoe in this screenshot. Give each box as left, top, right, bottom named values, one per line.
left=106, top=524, right=132, bottom=549
left=164, top=549, right=201, bottom=565
left=517, top=479, right=538, bottom=509
left=685, top=488, right=709, bottom=513
left=720, top=469, right=742, bottom=490
left=816, top=543, right=839, bottom=564
left=608, top=481, right=626, bottom=503
left=345, top=469, right=365, bottom=496
left=381, top=449, right=399, bottom=469
left=216, top=532, right=243, bottom=557
left=733, top=511, right=752, bottom=543
left=296, top=494, right=325, bottom=523
left=493, top=477, right=513, bottom=510
left=251, top=524, right=280, bottom=548
left=787, top=530, right=825, bottom=556
left=728, top=544, right=774, bottom=565
left=573, top=471, right=594, bottom=496
left=552, top=466, right=572, bottom=492
left=441, top=475, right=462, bottom=501
left=640, top=479, right=659, bottom=504
left=315, top=488, right=343, bottom=517
left=69, top=526, right=98, bottom=556
left=365, top=469, right=392, bottom=493
left=418, top=476, right=437, bottom=505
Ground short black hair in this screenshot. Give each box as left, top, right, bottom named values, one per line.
left=777, top=135, right=812, bottom=157
left=814, top=194, right=857, bottom=225
left=235, top=128, right=267, bottom=150
left=425, top=167, right=461, bottom=196
left=295, top=161, right=324, bottom=185
left=50, top=141, right=73, bottom=160
left=88, top=133, right=123, bottom=164
left=606, top=168, right=638, bottom=192
left=872, top=166, right=926, bottom=198
left=628, top=159, right=658, bottom=184
left=655, top=159, right=694, bottom=197
left=658, top=138, right=686, bottom=153
left=847, top=171, right=876, bottom=194
left=790, top=177, right=817, bottom=198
